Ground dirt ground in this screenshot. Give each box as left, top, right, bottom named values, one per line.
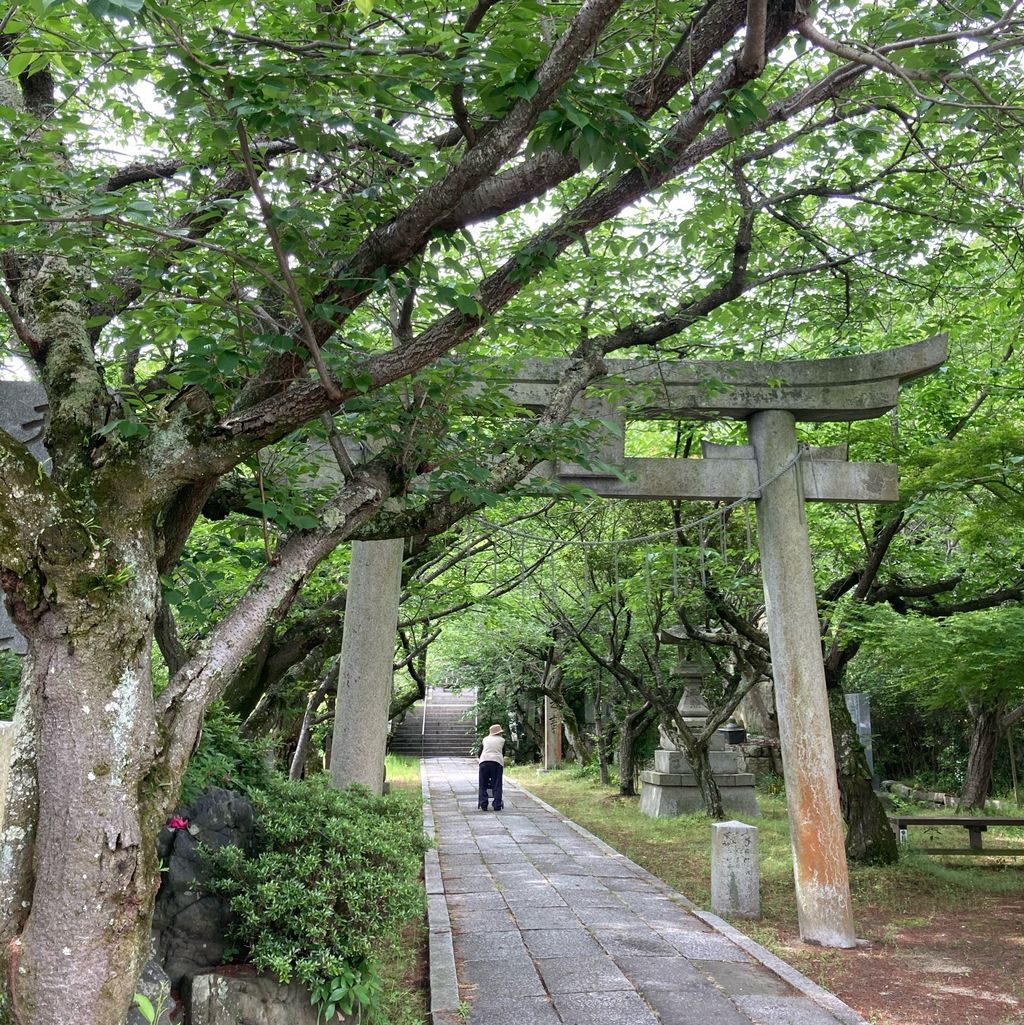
left=781, top=889, right=1024, bottom=1025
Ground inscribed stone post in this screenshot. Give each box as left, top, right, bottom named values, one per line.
left=543, top=697, right=562, bottom=770
left=330, top=539, right=404, bottom=795
left=711, top=820, right=760, bottom=919
left=845, top=692, right=876, bottom=782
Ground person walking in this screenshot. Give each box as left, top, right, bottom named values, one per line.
left=478, top=724, right=505, bottom=811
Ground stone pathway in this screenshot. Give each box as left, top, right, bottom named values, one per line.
left=423, top=758, right=867, bottom=1025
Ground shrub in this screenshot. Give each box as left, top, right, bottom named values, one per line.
left=0, top=652, right=20, bottom=720
left=757, top=771, right=786, bottom=798
left=565, top=760, right=603, bottom=783
left=180, top=702, right=273, bottom=805
left=204, top=775, right=427, bottom=1021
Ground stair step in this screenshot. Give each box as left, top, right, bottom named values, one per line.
left=388, top=688, right=479, bottom=758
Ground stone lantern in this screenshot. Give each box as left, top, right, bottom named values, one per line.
left=640, top=659, right=759, bottom=818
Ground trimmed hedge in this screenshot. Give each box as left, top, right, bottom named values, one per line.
left=204, top=774, right=427, bottom=1020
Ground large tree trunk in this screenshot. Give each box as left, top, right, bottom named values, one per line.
left=616, top=706, right=651, bottom=797
left=827, top=688, right=898, bottom=865
left=960, top=701, right=1002, bottom=811
left=661, top=722, right=725, bottom=819
left=2, top=550, right=164, bottom=1025
left=616, top=726, right=638, bottom=796
left=684, top=741, right=724, bottom=819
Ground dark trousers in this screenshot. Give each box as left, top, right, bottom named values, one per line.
left=478, top=761, right=503, bottom=810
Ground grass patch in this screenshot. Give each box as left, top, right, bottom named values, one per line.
left=379, top=758, right=428, bottom=1024
left=386, top=754, right=423, bottom=786
left=376, top=915, right=428, bottom=1025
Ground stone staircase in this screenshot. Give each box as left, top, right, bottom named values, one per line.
left=389, top=687, right=478, bottom=758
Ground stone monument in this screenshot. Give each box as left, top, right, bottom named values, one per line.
left=639, top=661, right=759, bottom=818
left=845, top=692, right=876, bottom=785
left=711, top=820, right=760, bottom=918
left=329, top=538, right=404, bottom=795
left=542, top=695, right=563, bottom=770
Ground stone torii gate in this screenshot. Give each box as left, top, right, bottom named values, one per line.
left=498, top=334, right=947, bottom=947
left=0, top=334, right=947, bottom=946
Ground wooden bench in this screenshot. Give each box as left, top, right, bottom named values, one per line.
left=891, top=815, right=1024, bottom=856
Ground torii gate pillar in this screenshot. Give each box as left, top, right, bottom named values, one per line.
left=748, top=410, right=854, bottom=946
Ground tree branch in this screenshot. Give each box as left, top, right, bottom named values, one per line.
left=235, top=119, right=341, bottom=402
left=738, top=0, right=767, bottom=75
left=153, top=460, right=394, bottom=792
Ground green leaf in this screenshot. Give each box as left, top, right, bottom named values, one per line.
left=562, top=103, right=590, bottom=129
left=113, top=419, right=150, bottom=439
left=132, top=993, right=156, bottom=1024
left=508, top=77, right=539, bottom=101
left=87, top=0, right=145, bottom=18
left=216, top=349, right=241, bottom=374
left=6, top=51, right=38, bottom=78
left=454, top=294, right=484, bottom=316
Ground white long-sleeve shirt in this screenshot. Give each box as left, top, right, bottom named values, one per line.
left=479, top=734, right=505, bottom=766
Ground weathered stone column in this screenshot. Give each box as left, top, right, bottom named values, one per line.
left=748, top=410, right=855, bottom=947
left=330, top=539, right=404, bottom=795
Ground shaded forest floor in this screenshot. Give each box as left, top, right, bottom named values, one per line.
left=507, top=766, right=1024, bottom=1025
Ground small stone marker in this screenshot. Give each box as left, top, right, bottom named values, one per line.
left=711, top=820, right=760, bottom=919
left=0, top=721, right=14, bottom=830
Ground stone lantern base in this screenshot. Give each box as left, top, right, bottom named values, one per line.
left=639, top=765, right=760, bottom=818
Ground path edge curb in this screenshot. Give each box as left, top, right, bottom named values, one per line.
left=511, top=777, right=870, bottom=1025
left=422, top=763, right=462, bottom=1025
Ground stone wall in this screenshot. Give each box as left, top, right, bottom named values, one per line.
left=190, top=968, right=337, bottom=1025
left=0, top=721, right=13, bottom=830
left=882, top=780, right=957, bottom=807
left=881, top=780, right=1019, bottom=812
left=738, top=739, right=780, bottom=781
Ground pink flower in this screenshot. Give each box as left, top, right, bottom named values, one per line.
left=167, top=816, right=188, bottom=830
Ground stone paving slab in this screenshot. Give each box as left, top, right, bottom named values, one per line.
left=424, top=758, right=869, bottom=1025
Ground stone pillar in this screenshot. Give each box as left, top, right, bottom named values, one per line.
left=330, top=539, right=404, bottom=795
left=711, top=821, right=760, bottom=918
left=845, top=692, right=876, bottom=783
left=748, top=410, right=855, bottom=947
left=0, top=721, right=13, bottom=830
